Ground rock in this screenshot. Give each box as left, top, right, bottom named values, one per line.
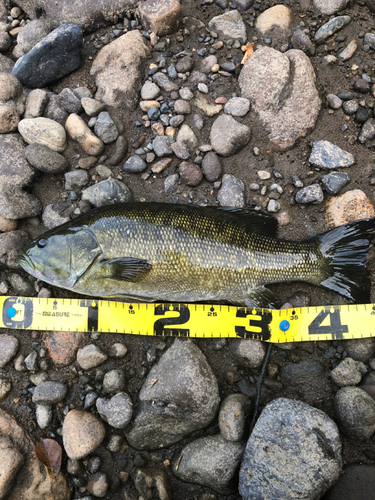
left=65, top=113, right=104, bottom=156
left=24, top=351, right=38, bottom=371
left=63, top=409, right=106, bottom=459
left=32, top=381, right=67, bottom=404
left=176, top=55, right=194, bottom=73
left=331, top=358, right=367, bottom=387
left=325, top=464, right=375, bottom=500
left=338, top=39, right=357, bottom=61
left=0, top=73, right=25, bottom=116
left=81, top=97, right=104, bottom=117
left=364, top=32, right=375, bottom=50
left=224, top=97, right=250, bottom=117
left=0, top=435, right=24, bottom=499
left=14, top=0, right=139, bottom=33
left=326, top=94, right=342, bottom=110
left=0, top=230, right=30, bottom=268
left=200, top=55, right=217, bottom=74
left=0, top=31, right=11, bottom=52
left=81, top=177, right=132, bottom=207
left=43, top=331, right=88, bottom=367
left=134, top=468, right=170, bottom=500
left=219, top=393, right=250, bottom=441
left=256, top=5, right=294, bottom=45
left=77, top=344, right=107, bottom=370
left=345, top=338, right=375, bottom=363
left=0, top=106, right=19, bottom=133
left=64, top=170, right=89, bottom=190
left=325, top=189, right=375, bottom=227
left=292, top=27, right=315, bottom=56
left=152, top=72, right=179, bottom=92
left=208, top=10, right=247, bottom=44
left=8, top=273, right=34, bottom=296
left=176, top=123, right=198, bottom=151
left=0, top=377, right=11, bottom=401
left=141, top=81, right=160, bottom=100
left=18, top=117, right=67, bottom=153
left=13, top=20, right=50, bottom=59
left=231, top=339, right=266, bottom=368
left=170, top=140, right=191, bottom=160
left=123, top=154, right=147, bottom=173
left=313, top=0, right=350, bottom=15
left=43, top=93, right=68, bottom=125
left=36, top=405, right=52, bottom=429
left=202, top=151, right=222, bottom=182
left=359, top=118, right=375, bottom=143
left=94, top=111, right=118, bottom=144
left=90, top=30, right=149, bottom=109
left=195, top=94, right=223, bottom=116
left=108, top=135, right=128, bottom=166
left=174, top=435, right=244, bottom=494
left=0, top=407, right=70, bottom=500
left=0, top=54, right=15, bottom=73
left=12, top=23, right=83, bottom=87
left=239, top=47, right=321, bottom=151
left=25, top=144, right=69, bottom=174
left=57, top=88, right=82, bottom=114
left=217, top=174, right=245, bottom=208
left=239, top=398, right=341, bottom=500
left=138, top=0, right=182, bottom=36
left=322, top=172, right=349, bottom=195
left=174, top=99, right=191, bottom=114
left=24, top=89, right=49, bottom=118
left=86, top=472, right=108, bottom=498
left=0, top=335, right=19, bottom=368
left=334, top=386, right=375, bottom=440
left=210, top=114, right=251, bottom=156
left=42, top=202, right=71, bottom=229
left=309, top=140, right=355, bottom=169
left=96, top=392, right=133, bottom=429
left=179, top=162, right=203, bottom=186
left=126, top=339, right=219, bottom=450
left=295, top=184, right=324, bottom=204
left=152, top=135, right=174, bottom=157
left=314, top=16, right=351, bottom=44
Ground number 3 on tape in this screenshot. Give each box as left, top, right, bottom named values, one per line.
left=308, top=308, right=349, bottom=340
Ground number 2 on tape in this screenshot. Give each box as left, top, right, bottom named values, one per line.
left=308, top=308, right=349, bottom=340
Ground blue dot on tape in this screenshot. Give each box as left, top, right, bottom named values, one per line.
left=7, top=307, right=16, bottom=318
left=279, top=320, right=290, bottom=332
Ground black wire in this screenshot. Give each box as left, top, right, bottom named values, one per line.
left=249, top=342, right=273, bottom=432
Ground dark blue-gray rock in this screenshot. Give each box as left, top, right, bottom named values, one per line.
left=96, top=392, right=133, bottom=429
left=314, top=16, right=351, bottom=44
left=359, top=118, right=375, bottom=143
left=337, top=89, right=354, bottom=100
left=64, top=170, right=89, bottom=191
left=342, top=100, right=359, bottom=115
left=108, top=135, right=128, bottom=166
left=231, top=0, right=253, bottom=9
left=32, top=381, right=67, bottom=404
left=334, top=386, right=375, bottom=440
left=208, top=10, right=247, bottom=43
left=152, top=72, right=179, bottom=92
left=295, top=184, right=324, bottom=204
left=292, top=27, right=315, bottom=56
left=239, top=398, right=342, bottom=500
left=11, top=23, right=83, bottom=87
left=125, top=339, right=220, bottom=450
left=123, top=154, right=147, bottom=173
left=325, top=464, right=375, bottom=500
left=94, top=111, right=118, bottom=144
left=210, top=114, right=251, bottom=157
left=322, top=172, right=349, bottom=195
left=309, top=140, right=355, bottom=169
left=364, top=33, right=375, bottom=50
left=147, top=106, right=160, bottom=121
left=81, top=177, right=132, bottom=207
left=217, top=174, right=245, bottom=207
left=57, top=88, right=82, bottom=114
left=12, top=0, right=139, bottom=33
left=202, top=151, right=222, bottom=182
left=25, top=143, right=69, bottom=175
left=170, top=141, right=191, bottom=160
left=174, top=435, right=244, bottom=494
left=355, top=107, right=369, bottom=124
left=152, top=136, right=174, bottom=157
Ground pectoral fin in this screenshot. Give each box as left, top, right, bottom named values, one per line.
left=101, top=257, right=152, bottom=282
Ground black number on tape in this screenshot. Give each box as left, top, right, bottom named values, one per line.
left=308, top=308, right=348, bottom=340
left=154, top=304, right=190, bottom=336
left=80, top=300, right=98, bottom=332
left=235, top=308, right=272, bottom=341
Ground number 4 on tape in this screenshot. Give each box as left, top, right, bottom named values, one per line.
left=308, top=308, right=348, bottom=340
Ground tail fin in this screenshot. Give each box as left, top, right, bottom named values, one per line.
left=317, top=218, right=375, bottom=303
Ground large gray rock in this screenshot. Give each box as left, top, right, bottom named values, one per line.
left=239, top=46, right=321, bottom=151
left=126, top=339, right=220, bottom=450
left=174, top=435, right=244, bottom=494
left=12, top=0, right=139, bottom=33
left=90, top=30, right=149, bottom=110
left=239, top=398, right=342, bottom=500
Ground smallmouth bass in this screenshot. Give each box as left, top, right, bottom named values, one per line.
left=17, top=203, right=375, bottom=307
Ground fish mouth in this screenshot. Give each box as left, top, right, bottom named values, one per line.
left=17, top=251, right=39, bottom=276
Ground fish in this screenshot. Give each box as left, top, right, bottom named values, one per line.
left=17, top=202, right=375, bottom=307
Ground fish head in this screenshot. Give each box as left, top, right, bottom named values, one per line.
left=17, top=226, right=102, bottom=290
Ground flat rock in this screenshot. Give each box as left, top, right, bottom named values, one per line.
left=210, top=114, right=251, bottom=156
left=334, top=386, right=375, bottom=440
left=81, top=177, right=133, bottom=207
left=138, top=0, right=183, bottom=36
left=309, top=140, right=355, bottom=169
left=239, top=47, right=321, bottom=151
left=18, top=117, right=67, bottom=153
left=208, top=10, right=247, bottom=43
left=90, top=30, right=149, bottom=109
left=12, top=0, right=139, bottom=33
left=239, top=398, right=342, bottom=500
left=126, top=338, right=220, bottom=450
left=224, top=97, right=250, bottom=117
left=0, top=407, right=70, bottom=500
left=174, top=435, right=245, bottom=494
left=256, top=5, right=294, bottom=45
left=63, top=409, right=106, bottom=459
left=326, top=189, right=375, bottom=228
left=11, top=23, right=83, bottom=87
left=295, top=184, right=324, bottom=204
left=24, top=89, right=49, bottom=119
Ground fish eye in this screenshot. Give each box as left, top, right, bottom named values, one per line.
left=37, top=239, right=47, bottom=248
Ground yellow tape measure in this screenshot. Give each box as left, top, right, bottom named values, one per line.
left=1, top=296, right=375, bottom=342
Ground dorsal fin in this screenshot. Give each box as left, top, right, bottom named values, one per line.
left=210, top=206, right=278, bottom=237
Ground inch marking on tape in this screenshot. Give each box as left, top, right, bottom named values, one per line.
left=0, top=296, right=374, bottom=342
